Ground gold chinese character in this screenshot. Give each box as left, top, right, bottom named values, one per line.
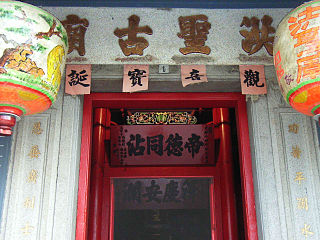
left=27, top=169, right=38, bottom=184
left=177, top=15, right=211, bottom=55
left=291, top=145, right=301, bottom=159
left=28, top=145, right=40, bottom=159
left=114, top=15, right=153, bottom=56
left=32, top=122, right=43, bottom=135
left=240, top=15, right=275, bottom=56
left=301, top=224, right=314, bottom=238
left=21, top=223, right=34, bottom=235
left=288, top=123, right=299, bottom=134
left=297, top=197, right=308, bottom=211
left=294, top=172, right=305, bottom=184
left=62, top=15, right=89, bottom=56
left=24, top=196, right=35, bottom=209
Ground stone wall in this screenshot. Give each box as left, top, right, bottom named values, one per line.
left=248, top=68, right=320, bottom=240
left=0, top=84, right=82, bottom=240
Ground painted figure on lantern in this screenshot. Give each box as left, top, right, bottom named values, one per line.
left=0, top=2, right=68, bottom=136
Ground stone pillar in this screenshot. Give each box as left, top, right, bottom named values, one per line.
left=0, top=84, right=83, bottom=240
left=247, top=66, right=320, bottom=240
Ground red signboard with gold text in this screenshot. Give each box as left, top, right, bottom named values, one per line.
left=110, top=124, right=214, bottom=166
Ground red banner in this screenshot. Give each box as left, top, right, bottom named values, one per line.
left=65, top=64, right=91, bottom=95
left=239, top=65, right=267, bottom=95
left=110, top=124, right=214, bottom=166
left=123, top=64, right=149, bottom=92
left=181, top=65, right=207, bottom=87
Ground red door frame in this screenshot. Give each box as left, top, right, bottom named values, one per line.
left=76, top=92, right=258, bottom=240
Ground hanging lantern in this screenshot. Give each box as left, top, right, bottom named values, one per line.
left=273, top=1, right=320, bottom=123
left=0, top=1, right=68, bottom=136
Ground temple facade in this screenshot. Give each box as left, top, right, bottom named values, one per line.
left=1, top=3, right=320, bottom=240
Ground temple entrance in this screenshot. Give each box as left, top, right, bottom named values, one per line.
left=77, top=92, right=257, bottom=240
left=113, top=177, right=213, bottom=240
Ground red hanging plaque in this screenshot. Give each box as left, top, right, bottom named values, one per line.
left=110, top=124, right=215, bottom=166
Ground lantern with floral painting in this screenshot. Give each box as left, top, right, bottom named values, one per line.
left=273, top=1, right=320, bottom=122
left=0, top=1, right=68, bottom=136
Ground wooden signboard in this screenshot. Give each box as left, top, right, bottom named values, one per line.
left=114, top=178, right=211, bottom=210
left=110, top=124, right=214, bottom=166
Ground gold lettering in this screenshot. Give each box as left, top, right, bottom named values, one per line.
left=291, top=145, right=302, bottom=159
left=27, top=169, right=38, bottom=184
left=288, top=123, right=299, bottom=134
left=24, top=196, right=35, bottom=209
left=28, top=145, right=40, bottom=159
left=294, top=172, right=305, bottom=184
left=32, top=122, right=43, bottom=135
left=301, top=224, right=314, bottom=238
left=21, top=223, right=34, bottom=235
left=297, top=197, right=308, bottom=211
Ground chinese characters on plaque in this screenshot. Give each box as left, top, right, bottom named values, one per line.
left=123, top=65, right=149, bottom=92
left=239, top=65, right=267, bottom=94
left=65, top=64, right=91, bottom=95
left=114, top=178, right=210, bottom=210
left=181, top=65, right=207, bottom=87
left=110, top=124, right=214, bottom=166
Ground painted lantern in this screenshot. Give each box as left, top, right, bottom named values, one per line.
left=0, top=1, right=68, bottom=135
left=273, top=0, right=320, bottom=122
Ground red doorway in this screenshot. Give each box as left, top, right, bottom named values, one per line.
left=76, top=92, right=258, bottom=240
